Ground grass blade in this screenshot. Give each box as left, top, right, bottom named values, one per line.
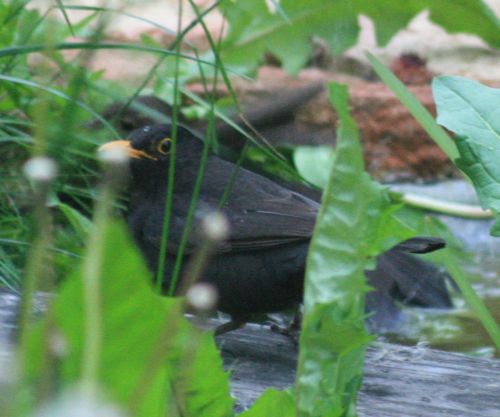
left=367, top=52, right=459, bottom=161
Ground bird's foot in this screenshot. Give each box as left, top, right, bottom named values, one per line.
left=270, top=310, right=302, bottom=345
left=214, top=320, right=246, bottom=336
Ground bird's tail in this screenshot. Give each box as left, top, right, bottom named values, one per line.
left=365, top=237, right=452, bottom=332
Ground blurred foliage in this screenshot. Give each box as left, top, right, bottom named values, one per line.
left=0, top=3, right=125, bottom=287
left=218, top=0, right=500, bottom=74
left=23, top=221, right=233, bottom=417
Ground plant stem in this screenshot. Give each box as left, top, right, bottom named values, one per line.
left=400, top=192, right=492, bottom=219
left=17, top=184, right=51, bottom=355
left=80, top=153, right=123, bottom=392
left=159, top=0, right=183, bottom=294
left=80, top=186, right=110, bottom=392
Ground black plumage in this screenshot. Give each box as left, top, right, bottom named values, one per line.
left=101, top=124, right=452, bottom=329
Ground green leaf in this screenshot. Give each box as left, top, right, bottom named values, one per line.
left=176, top=331, right=235, bottom=417
left=433, top=76, right=500, bottom=233
left=366, top=2, right=500, bottom=48
left=25, top=221, right=233, bottom=417
left=219, top=0, right=358, bottom=74
left=296, top=83, right=387, bottom=417
left=219, top=0, right=500, bottom=75
left=424, top=0, right=500, bottom=47
left=240, top=389, right=295, bottom=417
left=57, top=202, right=92, bottom=242
left=293, top=146, right=335, bottom=189
left=432, top=76, right=500, bottom=352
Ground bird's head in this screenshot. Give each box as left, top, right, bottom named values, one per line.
left=99, top=123, right=202, bottom=162
left=99, top=123, right=204, bottom=193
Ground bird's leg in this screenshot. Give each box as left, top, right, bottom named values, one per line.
left=214, top=319, right=246, bottom=336
left=270, top=307, right=302, bottom=344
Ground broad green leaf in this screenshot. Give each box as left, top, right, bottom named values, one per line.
left=219, top=0, right=364, bottom=74
left=296, top=83, right=387, bottom=417
left=177, top=331, right=235, bottom=417
left=433, top=76, right=500, bottom=233
left=219, top=0, right=500, bottom=75
left=25, top=221, right=233, bottom=417
left=293, top=146, right=335, bottom=189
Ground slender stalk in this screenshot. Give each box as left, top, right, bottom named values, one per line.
left=218, top=143, right=249, bottom=208
left=17, top=183, right=52, bottom=352
left=169, top=113, right=214, bottom=295
left=176, top=224, right=224, bottom=297
left=36, top=310, right=58, bottom=404
left=80, top=185, right=111, bottom=392
left=186, top=0, right=251, bottom=211
left=0, top=43, right=230, bottom=69
left=57, top=9, right=112, bottom=136
left=17, top=157, right=57, bottom=366
left=177, top=241, right=212, bottom=294
left=80, top=149, right=126, bottom=392
left=117, top=0, right=221, bottom=118
left=158, top=0, right=183, bottom=294
left=129, top=212, right=225, bottom=413
left=400, top=192, right=493, bottom=219
left=169, top=35, right=220, bottom=294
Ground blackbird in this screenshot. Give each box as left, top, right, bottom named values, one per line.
left=100, top=124, right=451, bottom=331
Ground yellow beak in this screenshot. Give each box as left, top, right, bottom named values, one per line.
left=98, top=140, right=156, bottom=160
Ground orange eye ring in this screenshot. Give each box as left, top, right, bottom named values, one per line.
left=157, top=137, right=172, bottom=155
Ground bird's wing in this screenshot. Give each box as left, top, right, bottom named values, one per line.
left=201, top=157, right=319, bottom=252
left=138, top=156, right=319, bottom=255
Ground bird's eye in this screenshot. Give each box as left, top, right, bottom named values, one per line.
left=156, top=137, right=172, bottom=155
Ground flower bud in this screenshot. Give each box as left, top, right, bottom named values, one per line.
left=186, top=283, right=218, bottom=313
left=23, top=156, right=57, bottom=184
left=201, top=212, right=230, bottom=242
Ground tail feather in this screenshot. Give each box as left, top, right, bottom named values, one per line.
left=368, top=249, right=452, bottom=308
left=365, top=236, right=452, bottom=332
left=391, top=236, right=445, bottom=254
